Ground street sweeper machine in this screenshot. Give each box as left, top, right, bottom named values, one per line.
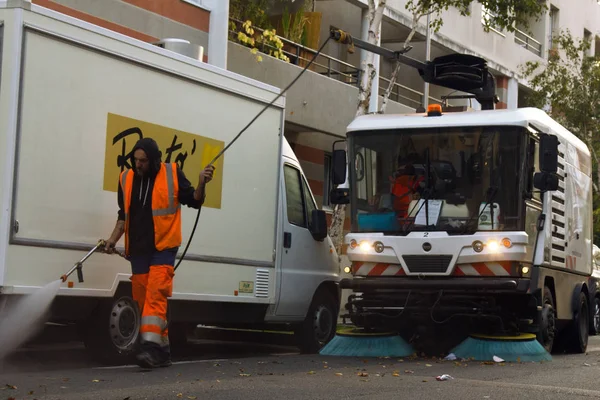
left=327, top=30, right=595, bottom=355
left=0, top=2, right=341, bottom=363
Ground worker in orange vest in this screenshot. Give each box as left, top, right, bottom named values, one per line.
left=104, top=137, right=215, bottom=368
left=391, top=164, right=424, bottom=219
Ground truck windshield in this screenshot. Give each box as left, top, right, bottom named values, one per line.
left=348, top=125, right=527, bottom=234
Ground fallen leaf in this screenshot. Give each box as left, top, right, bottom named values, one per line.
left=188, top=396, right=197, bottom=399
left=335, top=373, right=343, bottom=376
left=323, top=365, right=329, bottom=369
left=426, top=364, right=432, bottom=367
left=92, top=379, right=101, bottom=383
left=29, top=391, right=35, bottom=395
left=216, top=380, right=221, bottom=383
left=392, top=371, right=400, bottom=377
left=239, top=374, right=251, bottom=377
left=404, top=370, right=414, bottom=374
left=308, top=371, right=316, bottom=375
left=213, top=363, right=220, bottom=367
left=398, top=359, right=404, bottom=362
left=177, top=394, right=183, bottom=398
left=422, top=380, right=428, bottom=382
left=357, top=372, right=369, bottom=377
left=123, top=397, right=131, bottom=400
left=5, top=384, right=17, bottom=390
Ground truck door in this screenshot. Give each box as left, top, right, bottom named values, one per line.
left=276, top=163, right=332, bottom=317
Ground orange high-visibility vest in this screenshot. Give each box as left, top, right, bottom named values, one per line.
left=391, top=175, right=423, bottom=217
left=120, top=163, right=182, bottom=255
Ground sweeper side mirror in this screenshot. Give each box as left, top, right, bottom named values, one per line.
left=539, top=133, right=559, bottom=173
left=533, top=133, right=560, bottom=192
left=332, top=149, right=347, bottom=185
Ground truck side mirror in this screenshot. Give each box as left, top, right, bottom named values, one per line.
left=330, top=188, right=350, bottom=205
left=539, top=133, right=559, bottom=173
left=332, top=149, right=347, bottom=185
left=310, top=209, right=328, bottom=241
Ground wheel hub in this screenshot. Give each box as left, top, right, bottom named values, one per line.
left=594, top=299, right=600, bottom=333
left=109, top=298, right=140, bottom=351
left=313, top=305, right=333, bottom=343
left=539, top=304, right=555, bottom=348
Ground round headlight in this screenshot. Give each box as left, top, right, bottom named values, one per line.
left=374, top=241, right=384, bottom=253
left=472, top=240, right=484, bottom=253
left=344, top=266, right=351, bottom=274
left=502, top=238, right=513, bottom=248
left=359, top=241, right=372, bottom=252
left=350, top=239, right=358, bottom=249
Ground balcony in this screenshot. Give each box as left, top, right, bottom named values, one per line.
left=514, top=29, right=542, bottom=57
left=227, top=18, right=445, bottom=117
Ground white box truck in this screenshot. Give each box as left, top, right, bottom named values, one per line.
left=0, top=1, right=341, bottom=363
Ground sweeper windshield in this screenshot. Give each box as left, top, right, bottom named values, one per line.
left=347, top=125, right=530, bottom=235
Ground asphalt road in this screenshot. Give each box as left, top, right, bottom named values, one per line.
left=1, top=327, right=600, bottom=400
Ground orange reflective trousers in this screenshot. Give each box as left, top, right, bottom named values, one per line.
left=130, top=264, right=174, bottom=349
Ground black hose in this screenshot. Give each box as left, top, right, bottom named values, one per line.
left=174, top=37, right=332, bottom=271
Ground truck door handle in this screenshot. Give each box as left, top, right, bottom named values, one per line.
left=284, top=232, right=292, bottom=248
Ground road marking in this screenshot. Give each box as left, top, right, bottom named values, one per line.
left=92, top=358, right=227, bottom=370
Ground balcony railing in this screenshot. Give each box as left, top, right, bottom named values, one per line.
left=228, top=18, right=445, bottom=110
left=514, top=29, right=542, bottom=57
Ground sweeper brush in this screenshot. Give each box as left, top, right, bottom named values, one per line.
left=449, top=333, right=552, bottom=362
left=319, top=327, right=415, bottom=357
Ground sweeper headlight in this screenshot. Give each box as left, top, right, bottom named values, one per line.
left=350, top=239, right=358, bottom=249
left=359, top=241, right=372, bottom=252
left=373, top=241, right=384, bottom=253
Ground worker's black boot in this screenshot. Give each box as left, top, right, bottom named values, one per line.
left=135, top=342, right=172, bottom=368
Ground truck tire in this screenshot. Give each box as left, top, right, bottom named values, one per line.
left=564, top=291, right=589, bottom=353
left=295, top=289, right=338, bottom=354
left=536, top=286, right=556, bottom=353
left=82, top=293, right=141, bottom=365
left=590, top=296, right=600, bottom=336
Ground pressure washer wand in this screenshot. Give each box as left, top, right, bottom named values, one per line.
left=59, top=239, right=124, bottom=283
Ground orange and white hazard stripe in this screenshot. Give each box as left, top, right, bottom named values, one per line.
left=351, top=261, right=516, bottom=276
left=352, top=262, right=406, bottom=276
left=453, top=262, right=513, bottom=276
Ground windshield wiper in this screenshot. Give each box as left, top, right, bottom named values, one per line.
left=460, top=185, right=499, bottom=234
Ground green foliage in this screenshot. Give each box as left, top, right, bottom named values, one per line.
left=229, top=0, right=273, bottom=29
left=520, top=29, right=600, bottom=244
left=405, top=0, right=547, bottom=34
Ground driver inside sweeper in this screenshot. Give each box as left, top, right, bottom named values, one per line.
left=104, top=137, right=215, bottom=369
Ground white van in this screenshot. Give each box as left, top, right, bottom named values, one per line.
left=0, top=2, right=340, bottom=363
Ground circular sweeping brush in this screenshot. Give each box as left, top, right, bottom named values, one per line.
left=449, top=333, right=552, bottom=362
left=319, top=327, right=415, bottom=357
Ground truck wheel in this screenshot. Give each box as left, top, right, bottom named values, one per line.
left=565, top=291, right=589, bottom=353
left=82, top=294, right=141, bottom=365
left=295, top=289, right=338, bottom=354
left=536, top=286, right=556, bottom=353
left=590, top=296, right=600, bottom=335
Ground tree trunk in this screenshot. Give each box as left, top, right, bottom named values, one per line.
left=328, top=0, right=386, bottom=256
left=380, top=11, right=424, bottom=113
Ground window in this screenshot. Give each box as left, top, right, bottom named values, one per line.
left=302, top=178, right=318, bottom=229
left=284, top=165, right=306, bottom=227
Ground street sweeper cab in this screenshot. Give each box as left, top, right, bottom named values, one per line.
left=330, top=106, right=594, bottom=355
left=322, top=27, right=595, bottom=356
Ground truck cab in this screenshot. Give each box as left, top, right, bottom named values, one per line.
left=330, top=106, right=594, bottom=355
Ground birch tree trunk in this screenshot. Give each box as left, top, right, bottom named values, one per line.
left=380, top=10, right=427, bottom=113
left=328, top=0, right=387, bottom=256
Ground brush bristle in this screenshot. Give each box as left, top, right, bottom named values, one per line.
left=450, top=336, right=552, bottom=362
left=319, top=334, right=415, bottom=357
